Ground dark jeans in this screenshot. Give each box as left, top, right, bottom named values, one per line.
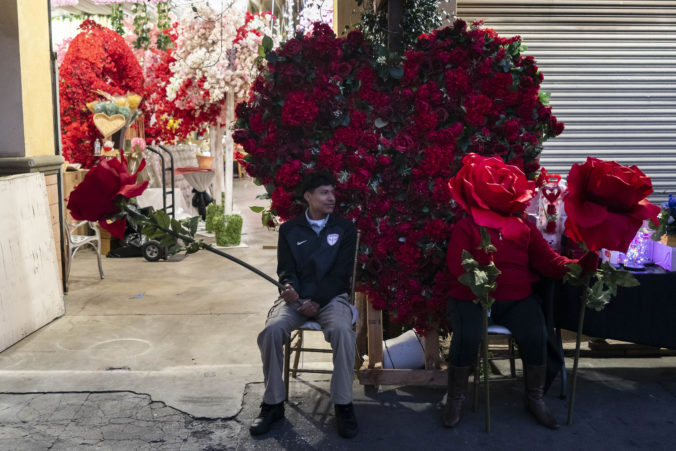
left=446, top=295, right=548, bottom=367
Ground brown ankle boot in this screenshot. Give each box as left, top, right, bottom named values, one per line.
left=442, top=365, right=471, bottom=428
left=524, top=364, right=559, bottom=430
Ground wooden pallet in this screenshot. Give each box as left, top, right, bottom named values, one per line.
left=355, top=293, right=446, bottom=386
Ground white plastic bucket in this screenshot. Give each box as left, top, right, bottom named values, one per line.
left=382, top=329, right=425, bottom=369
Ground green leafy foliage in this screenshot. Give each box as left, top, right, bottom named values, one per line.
left=156, top=1, right=172, bottom=51
left=126, top=206, right=204, bottom=258
left=649, top=209, right=670, bottom=241
left=457, top=228, right=501, bottom=312
left=224, top=214, right=243, bottom=246
left=132, top=3, right=151, bottom=50
left=205, top=202, right=225, bottom=233
left=356, top=0, right=448, bottom=52
left=564, top=261, right=640, bottom=312
left=215, top=214, right=243, bottom=246
left=110, top=5, right=125, bottom=36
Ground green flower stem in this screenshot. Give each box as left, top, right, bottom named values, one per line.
left=482, top=305, right=491, bottom=433
left=124, top=206, right=284, bottom=290
left=567, top=293, right=587, bottom=426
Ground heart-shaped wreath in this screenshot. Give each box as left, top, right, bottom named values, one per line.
left=234, top=20, right=563, bottom=332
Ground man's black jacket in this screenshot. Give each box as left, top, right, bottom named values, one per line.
left=277, top=213, right=357, bottom=307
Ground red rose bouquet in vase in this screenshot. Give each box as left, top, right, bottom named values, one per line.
left=561, top=156, right=661, bottom=424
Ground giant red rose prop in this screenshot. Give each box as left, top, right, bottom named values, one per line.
left=67, top=155, right=149, bottom=238
left=449, top=153, right=535, bottom=240
left=235, top=21, right=563, bottom=331
left=563, top=157, right=660, bottom=253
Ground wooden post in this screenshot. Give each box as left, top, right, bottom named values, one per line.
left=424, top=328, right=442, bottom=370
left=224, top=91, right=235, bottom=214
left=387, top=0, right=404, bottom=53
left=366, top=297, right=384, bottom=369
left=210, top=124, right=224, bottom=204
left=355, top=292, right=368, bottom=359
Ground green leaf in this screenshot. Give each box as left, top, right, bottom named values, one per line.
left=478, top=226, right=493, bottom=252
left=374, top=118, right=388, bottom=128
left=158, top=236, right=174, bottom=248
left=473, top=268, right=489, bottom=286
left=185, top=216, right=199, bottom=237
left=250, top=206, right=265, bottom=213
left=170, top=218, right=183, bottom=234
left=262, top=35, right=273, bottom=52
left=153, top=210, right=171, bottom=230
left=258, top=45, right=266, bottom=57
left=389, top=66, right=404, bottom=79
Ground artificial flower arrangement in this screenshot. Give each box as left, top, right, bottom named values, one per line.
left=59, top=20, right=145, bottom=168
left=234, top=20, right=564, bottom=332
left=649, top=194, right=676, bottom=246
left=159, top=7, right=275, bottom=140
left=89, top=90, right=144, bottom=144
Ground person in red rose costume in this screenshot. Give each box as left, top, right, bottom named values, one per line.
left=443, top=153, right=598, bottom=430
left=251, top=171, right=359, bottom=439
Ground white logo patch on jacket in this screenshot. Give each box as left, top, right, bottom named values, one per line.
left=327, top=233, right=339, bottom=246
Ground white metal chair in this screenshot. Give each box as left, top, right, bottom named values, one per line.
left=283, top=231, right=360, bottom=400
left=64, top=220, right=104, bottom=292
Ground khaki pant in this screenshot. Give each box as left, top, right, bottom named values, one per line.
left=257, top=293, right=356, bottom=405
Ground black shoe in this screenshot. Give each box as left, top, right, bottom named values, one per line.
left=335, top=403, right=359, bottom=438
left=249, top=402, right=284, bottom=436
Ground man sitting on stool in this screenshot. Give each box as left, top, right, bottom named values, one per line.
left=250, top=171, right=359, bottom=439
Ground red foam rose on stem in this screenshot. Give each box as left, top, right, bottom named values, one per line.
left=67, top=155, right=149, bottom=238
left=563, top=157, right=660, bottom=253
left=448, top=153, right=535, bottom=240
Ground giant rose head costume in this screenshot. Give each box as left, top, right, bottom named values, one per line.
left=563, top=157, right=660, bottom=253
left=448, top=153, right=535, bottom=239
left=67, top=155, right=149, bottom=238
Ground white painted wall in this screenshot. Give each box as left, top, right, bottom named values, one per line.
left=0, top=173, right=64, bottom=352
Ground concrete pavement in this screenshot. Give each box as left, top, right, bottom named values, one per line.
left=1, top=178, right=675, bottom=450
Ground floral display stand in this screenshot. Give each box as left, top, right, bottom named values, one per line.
left=356, top=294, right=446, bottom=386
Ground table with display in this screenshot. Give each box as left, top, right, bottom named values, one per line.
left=175, top=167, right=215, bottom=220
left=555, top=265, right=676, bottom=350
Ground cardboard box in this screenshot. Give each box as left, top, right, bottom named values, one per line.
left=653, top=240, right=676, bottom=271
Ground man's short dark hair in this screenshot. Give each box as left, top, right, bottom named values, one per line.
left=301, top=171, right=336, bottom=195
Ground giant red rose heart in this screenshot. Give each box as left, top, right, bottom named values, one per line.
left=563, top=157, right=660, bottom=253
left=234, top=20, right=563, bottom=331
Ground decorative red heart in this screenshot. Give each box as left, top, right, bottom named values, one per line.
left=542, top=185, right=562, bottom=203
left=234, top=21, right=565, bottom=332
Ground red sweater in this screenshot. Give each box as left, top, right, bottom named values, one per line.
left=447, top=216, right=575, bottom=301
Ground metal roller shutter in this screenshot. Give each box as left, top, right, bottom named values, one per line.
left=457, top=0, right=676, bottom=202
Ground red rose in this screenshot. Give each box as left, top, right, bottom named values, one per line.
left=346, top=30, right=365, bottom=48
left=67, top=155, right=149, bottom=238
left=392, top=133, right=415, bottom=153
left=280, top=38, right=302, bottom=57
left=503, top=119, right=520, bottom=141
left=563, top=157, right=660, bottom=252
left=448, top=153, right=535, bottom=239
left=281, top=92, right=318, bottom=126
left=464, top=93, right=493, bottom=127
